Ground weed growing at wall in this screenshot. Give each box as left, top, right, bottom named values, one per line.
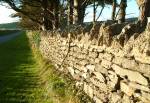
left=31, top=31, right=41, bottom=48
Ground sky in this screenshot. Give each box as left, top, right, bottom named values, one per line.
left=0, top=0, right=139, bottom=24
left=0, top=3, right=19, bottom=24
left=84, top=0, right=139, bottom=22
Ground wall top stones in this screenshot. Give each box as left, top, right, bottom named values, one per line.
left=36, top=22, right=150, bottom=103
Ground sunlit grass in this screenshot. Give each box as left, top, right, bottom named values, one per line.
left=0, top=32, right=79, bottom=103
left=0, top=30, right=20, bottom=36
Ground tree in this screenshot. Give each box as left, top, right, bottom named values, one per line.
left=68, top=0, right=74, bottom=25
left=118, top=0, right=127, bottom=23
left=72, top=0, right=89, bottom=24
left=111, top=0, right=117, bottom=20
left=93, top=0, right=96, bottom=22
left=136, top=0, right=150, bottom=27
left=1, top=0, right=61, bottom=30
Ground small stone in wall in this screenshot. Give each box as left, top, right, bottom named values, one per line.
left=120, top=81, right=135, bottom=96
left=141, top=91, right=150, bottom=102
left=122, top=59, right=139, bottom=70
left=129, top=82, right=150, bottom=93
left=82, top=72, right=90, bottom=79
left=89, top=52, right=98, bottom=58
left=68, top=67, right=75, bottom=76
left=108, top=70, right=118, bottom=90
left=110, top=93, right=122, bottom=103
left=92, top=72, right=105, bottom=83
left=83, top=82, right=94, bottom=98
left=122, top=94, right=132, bottom=103
left=112, top=64, right=148, bottom=86
left=93, top=96, right=103, bottom=103
left=85, top=64, right=95, bottom=72
left=90, top=78, right=108, bottom=92
left=94, top=58, right=101, bottom=64
left=101, top=59, right=112, bottom=69
left=95, top=64, right=108, bottom=75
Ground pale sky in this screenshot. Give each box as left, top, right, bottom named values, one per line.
left=0, top=3, right=19, bottom=24
left=84, top=0, right=139, bottom=22
left=0, top=0, right=139, bottom=24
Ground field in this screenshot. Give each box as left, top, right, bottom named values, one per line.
left=0, top=22, right=19, bottom=30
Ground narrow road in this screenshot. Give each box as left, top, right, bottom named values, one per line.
left=0, top=31, right=22, bottom=43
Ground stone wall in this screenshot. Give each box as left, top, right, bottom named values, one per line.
left=37, top=24, right=150, bottom=103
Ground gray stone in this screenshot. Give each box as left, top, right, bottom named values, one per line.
left=68, top=67, right=75, bottom=76
left=93, top=72, right=105, bottom=82
left=95, top=64, right=108, bottom=74
left=83, top=82, right=94, bottom=98
left=111, top=93, right=122, bottom=103
left=84, top=82, right=88, bottom=94
left=96, top=46, right=105, bottom=52
left=82, top=73, right=90, bottom=79
left=93, top=89, right=108, bottom=102
left=120, top=81, right=135, bottom=96
left=95, top=58, right=101, bottom=63
left=98, top=53, right=104, bottom=60
left=108, top=71, right=118, bottom=89
left=85, top=64, right=95, bottom=72
left=103, top=53, right=114, bottom=61
left=112, top=57, right=139, bottom=70
left=141, top=91, right=150, bottom=101
left=134, top=54, right=150, bottom=65
left=112, top=57, right=124, bottom=66
left=101, top=59, right=112, bottom=69
left=139, top=64, right=150, bottom=75
left=89, top=52, right=98, bottom=58
left=129, top=82, right=150, bottom=93
left=79, top=60, right=89, bottom=66
left=122, top=94, right=131, bottom=103
left=122, top=59, right=139, bottom=70
left=112, top=64, right=148, bottom=86
left=93, top=96, right=103, bottom=103
left=90, top=78, right=108, bottom=92
left=74, top=69, right=80, bottom=74
left=88, top=85, right=94, bottom=98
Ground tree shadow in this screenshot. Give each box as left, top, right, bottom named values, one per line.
left=0, top=33, right=41, bottom=103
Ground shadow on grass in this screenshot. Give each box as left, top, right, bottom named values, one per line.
left=0, top=32, right=41, bottom=103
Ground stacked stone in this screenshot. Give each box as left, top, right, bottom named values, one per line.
left=38, top=26, right=150, bottom=103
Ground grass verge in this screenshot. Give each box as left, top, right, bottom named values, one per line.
left=28, top=31, right=94, bottom=103
left=0, top=30, right=20, bottom=36
left=0, top=31, right=80, bottom=103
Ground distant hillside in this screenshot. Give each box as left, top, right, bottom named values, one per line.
left=0, top=22, right=20, bottom=30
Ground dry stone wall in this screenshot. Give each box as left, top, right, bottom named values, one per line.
left=38, top=24, right=150, bottom=103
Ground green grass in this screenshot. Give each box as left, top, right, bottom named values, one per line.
left=0, top=32, right=52, bottom=103
left=0, top=22, right=19, bottom=30
left=0, top=32, right=79, bottom=103
left=0, top=30, right=20, bottom=36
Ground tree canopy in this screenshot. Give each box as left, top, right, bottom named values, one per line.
left=0, top=0, right=150, bottom=30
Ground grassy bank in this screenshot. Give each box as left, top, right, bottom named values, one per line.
left=0, top=30, right=20, bottom=36
left=0, top=22, right=19, bottom=30
left=0, top=31, right=79, bottom=103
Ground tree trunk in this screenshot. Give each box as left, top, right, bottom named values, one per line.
left=73, top=0, right=86, bottom=24
left=68, top=0, right=74, bottom=25
left=93, top=0, right=96, bottom=23
left=73, top=0, right=79, bottom=24
left=78, top=0, right=86, bottom=24
left=118, top=0, right=127, bottom=23
left=137, top=0, right=150, bottom=27
left=41, top=0, right=49, bottom=30
left=111, top=0, right=116, bottom=20
left=53, top=0, right=59, bottom=29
